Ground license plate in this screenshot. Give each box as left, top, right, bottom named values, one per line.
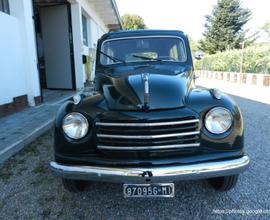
left=123, top=183, right=175, bottom=198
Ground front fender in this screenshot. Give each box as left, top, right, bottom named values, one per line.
left=186, top=88, right=244, bottom=151
left=54, top=93, right=107, bottom=157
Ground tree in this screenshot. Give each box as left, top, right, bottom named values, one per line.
left=199, top=0, right=251, bottom=54
left=244, top=29, right=260, bottom=47
left=122, top=14, right=147, bottom=30
left=260, top=22, right=270, bottom=41
left=188, top=37, right=198, bottom=55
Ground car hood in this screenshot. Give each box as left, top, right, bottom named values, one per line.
left=101, top=66, right=192, bottom=111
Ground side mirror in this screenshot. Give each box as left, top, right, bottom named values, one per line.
left=194, top=50, right=203, bottom=60
left=194, top=55, right=202, bottom=60
left=193, top=74, right=199, bottom=81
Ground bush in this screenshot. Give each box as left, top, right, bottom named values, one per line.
left=194, top=44, right=270, bottom=74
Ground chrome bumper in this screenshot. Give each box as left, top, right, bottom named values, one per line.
left=49, top=156, right=250, bottom=183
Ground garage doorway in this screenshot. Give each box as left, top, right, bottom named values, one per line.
left=33, top=0, right=76, bottom=102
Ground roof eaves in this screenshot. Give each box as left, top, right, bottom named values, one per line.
left=110, top=0, right=123, bottom=30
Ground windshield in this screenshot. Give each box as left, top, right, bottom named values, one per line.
left=100, top=37, right=187, bottom=65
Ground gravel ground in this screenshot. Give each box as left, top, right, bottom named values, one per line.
left=0, top=95, right=270, bottom=220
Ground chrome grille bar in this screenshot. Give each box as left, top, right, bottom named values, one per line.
left=96, top=118, right=200, bottom=151
left=97, top=143, right=200, bottom=150
left=97, top=131, right=200, bottom=139
left=96, top=119, right=199, bottom=127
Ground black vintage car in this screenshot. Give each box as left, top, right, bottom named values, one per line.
left=50, top=30, right=250, bottom=197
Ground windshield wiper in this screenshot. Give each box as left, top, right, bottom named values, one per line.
left=132, top=54, right=163, bottom=62
left=99, top=51, right=126, bottom=64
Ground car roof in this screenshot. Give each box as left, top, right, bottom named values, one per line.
left=100, top=30, right=187, bottom=41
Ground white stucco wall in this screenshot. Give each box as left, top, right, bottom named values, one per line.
left=70, top=2, right=84, bottom=89
left=69, top=0, right=109, bottom=85
left=10, top=0, right=40, bottom=106
left=0, top=0, right=40, bottom=106
left=77, top=0, right=108, bottom=35
left=90, top=20, right=99, bottom=48
left=0, top=0, right=116, bottom=106
left=0, top=12, right=27, bottom=105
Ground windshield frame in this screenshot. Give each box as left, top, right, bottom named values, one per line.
left=99, top=36, right=188, bottom=66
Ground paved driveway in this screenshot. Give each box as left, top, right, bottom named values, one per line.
left=0, top=95, right=269, bottom=219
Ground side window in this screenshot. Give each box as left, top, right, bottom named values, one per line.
left=82, top=15, right=88, bottom=46
left=169, top=45, right=179, bottom=61
left=101, top=46, right=114, bottom=65
left=0, top=0, right=10, bottom=14
left=169, top=41, right=187, bottom=62
left=178, top=41, right=187, bottom=62
left=106, top=48, right=114, bottom=64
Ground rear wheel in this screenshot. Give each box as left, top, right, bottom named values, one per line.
left=208, top=175, right=239, bottom=191
left=62, top=178, right=88, bottom=193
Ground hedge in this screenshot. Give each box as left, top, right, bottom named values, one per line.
left=194, top=44, right=270, bottom=74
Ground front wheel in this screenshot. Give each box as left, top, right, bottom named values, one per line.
left=62, top=178, right=88, bottom=193
left=208, top=175, right=239, bottom=191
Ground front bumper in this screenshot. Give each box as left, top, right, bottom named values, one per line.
left=49, top=156, right=250, bottom=183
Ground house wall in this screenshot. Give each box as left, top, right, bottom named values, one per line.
left=0, top=12, right=27, bottom=105
left=0, top=0, right=117, bottom=112
left=69, top=0, right=109, bottom=86
left=0, top=0, right=40, bottom=107
left=10, top=0, right=40, bottom=106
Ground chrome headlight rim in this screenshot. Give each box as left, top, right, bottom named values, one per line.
left=62, top=112, right=89, bottom=140
left=204, top=107, right=233, bottom=135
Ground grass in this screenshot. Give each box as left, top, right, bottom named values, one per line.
left=17, top=158, right=26, bottom=164
left=17, top=166, right=27, bottom=175
left=0, top=171, right=12, bottom=181
left=41, top=209, right=51, bottom=219
left=61, top=194, right=70, bottom=203
left=0, top=202, right=4, bottom=210
left=32, top=163, right=46, bottom=174
left=38, top=194, right=56, bottom=206
left=23, top=144, right=39, bottom=156
left=30, top=178, right=44, bottom=187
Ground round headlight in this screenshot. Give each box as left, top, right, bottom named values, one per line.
left=205, top=107, right=232, bottom=134
left=62, top=112, right=89, bottom=139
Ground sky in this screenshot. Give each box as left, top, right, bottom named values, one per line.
left=115, top=0, right=270, bottom=41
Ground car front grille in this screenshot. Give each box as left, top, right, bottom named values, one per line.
left=95, top=117, right=200, bottom=151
